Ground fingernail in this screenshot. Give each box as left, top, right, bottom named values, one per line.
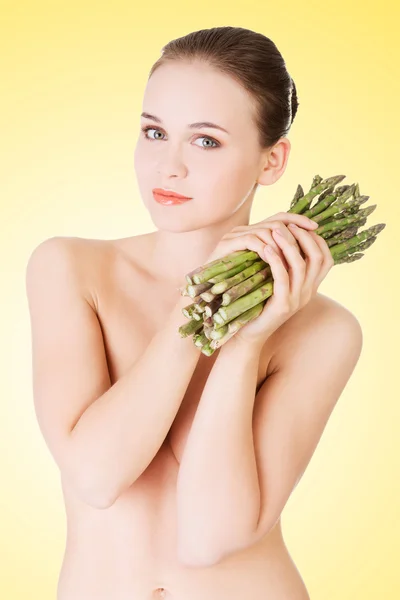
left=274, top=229, right=283, bottom=236
left=288, top=223, right=298, bottom=229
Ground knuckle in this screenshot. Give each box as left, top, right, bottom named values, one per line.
left=256, top=228, right=273, bottom=243
left=277, top=298, right=291, bottom=314
left=267, top=221, right=279, bottom=229
left=263, top=213, right=279, bottom=222
left=303, top=292, right=313, bottom=304
left=295, top=255, right=306, bottom=269
left=243, top=233, right=255, bottom=243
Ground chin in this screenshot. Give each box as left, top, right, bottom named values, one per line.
left=147, top=209, right=198, bottom=233
left=145, top=198, right=230, bottom=233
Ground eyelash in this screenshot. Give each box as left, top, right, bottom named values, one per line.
left=140, top=126, right=220, bottom=150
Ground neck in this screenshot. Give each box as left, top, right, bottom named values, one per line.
left=147, top=186, right=259, bottom=289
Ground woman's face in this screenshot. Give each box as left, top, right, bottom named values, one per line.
left=134, top=60, right=268, bottom=232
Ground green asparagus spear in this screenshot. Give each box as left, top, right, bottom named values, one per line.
left=178, top=173, right=386, bottom=356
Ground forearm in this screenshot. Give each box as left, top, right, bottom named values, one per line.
left=176, top=337, right=263, bottom=566
left=69, top=295, right=201, bottom=509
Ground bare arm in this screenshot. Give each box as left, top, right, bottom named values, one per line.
left=176, top=301, right=363, bottom=567
left=176, top=338, right=262, bottom=566
left=26, top=238, right=201, bottom=510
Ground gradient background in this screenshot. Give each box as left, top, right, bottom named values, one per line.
left=1, top=1, right=398, bottom=598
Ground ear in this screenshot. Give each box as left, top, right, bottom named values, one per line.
left=257, top=137, right=291, bottom=187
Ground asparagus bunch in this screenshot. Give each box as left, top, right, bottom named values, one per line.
left=178, top=174, right=386, bottom=356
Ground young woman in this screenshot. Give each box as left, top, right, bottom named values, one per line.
left=26, top=26, right=363, bottom=600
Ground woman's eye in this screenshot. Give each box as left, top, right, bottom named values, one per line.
left=193, top=137, right=219, bottom=149
left=142, top=127, right=164, bottom=140
left=141, top=126, right=219, bottom=150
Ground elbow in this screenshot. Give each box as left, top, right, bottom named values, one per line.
left=74, top=474, right=117, bottom=510
left=178, top=550, right=221, bottom=569
left=72, top=461, right=142, bottom=509
left=177, top=540, right=222, bottom=569
left=69, top=462, right=120, bottom=510
left=66, top=435, right=122, bottom=509
left=84, top=488, right=117, bottom=511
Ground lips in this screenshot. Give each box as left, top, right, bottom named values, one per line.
left=152, top=189, right=192, bottom=205
left=153, top=188, right=192, bottom=200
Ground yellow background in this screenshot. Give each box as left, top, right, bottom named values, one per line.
left=1, top=0, right=398, bottom=598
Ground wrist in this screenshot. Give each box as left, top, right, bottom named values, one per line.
left=219, top=334, right=264, bottom=359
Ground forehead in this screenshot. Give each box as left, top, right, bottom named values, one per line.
left=142, top=60, right=256, bottom=130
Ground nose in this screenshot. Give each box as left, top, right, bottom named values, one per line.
left=156, top=145, right=188, bottom=179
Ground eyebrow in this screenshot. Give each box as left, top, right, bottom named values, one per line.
left=141, top=112, right=230, bottom=135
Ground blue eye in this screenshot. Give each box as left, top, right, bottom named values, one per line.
left=140, top=126, right=220, bottom=150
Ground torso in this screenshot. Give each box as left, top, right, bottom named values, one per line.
left=57, top=234, right=311, bottom=600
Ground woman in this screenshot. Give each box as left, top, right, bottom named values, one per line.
left=26, top=26, right=363, bottom=600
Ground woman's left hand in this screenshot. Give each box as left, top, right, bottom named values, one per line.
left=232, top=221, right=335, bottom=348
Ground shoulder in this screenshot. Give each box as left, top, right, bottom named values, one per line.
left=26, top=234, right=146, bottom=312
left=268, top=292, right=363, bottom=374
left=25, top=236, right=114, bottom=311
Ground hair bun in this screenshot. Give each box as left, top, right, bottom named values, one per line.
left=290, top=77, right=299, bottom=124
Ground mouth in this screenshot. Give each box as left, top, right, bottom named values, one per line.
left=152, top=189, right=193, bottom=205
left=153, top=188, right=192, bottom=199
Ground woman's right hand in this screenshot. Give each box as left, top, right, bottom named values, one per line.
left=202, top=212, right=333, bottom=349
left=205, top=212, right=319, bottom=268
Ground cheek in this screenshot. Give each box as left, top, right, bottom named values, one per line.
left=206, top=156, right=255, bottom=201
left=134, top=138, right=154, bottom=165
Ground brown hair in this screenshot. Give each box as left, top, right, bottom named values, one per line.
left=148, top=26, right=299, bottom=150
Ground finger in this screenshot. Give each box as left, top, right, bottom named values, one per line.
left=287, top=224, right=324, bottom=292
left=231, top=212, right=318, bottom=232
left=223, top=228, right=289, bottom=267
left=251, top=228, right=292, bottom=268
left=263, top=244, right=290, bottom=309
left=271, top=228, right=306, bottom=301
left=256, top=223, right=300, bottom=246
left=262, top=212, right=319, bottom=230
left=308, top=230, right=335, bottom=288
left=217, top=233, right=273, bottom=264
left=230, top=222, right=299, bottom=246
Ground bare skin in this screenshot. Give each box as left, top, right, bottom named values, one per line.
left=27, top=58, right=362, bottom=600
left=54, top=233, right=319, bottom=600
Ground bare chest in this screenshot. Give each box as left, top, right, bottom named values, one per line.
left=58, top=238, right=311, bottom=600
left=94, top=243, right=273, bottom=471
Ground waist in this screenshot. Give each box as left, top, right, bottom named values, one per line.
left=58, top=516, right=310, bottom=600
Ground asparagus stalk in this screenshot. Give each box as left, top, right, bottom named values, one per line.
left=204, top=296, right=223, bottom=317
left=221, top=267, right=271, bottom=306
left=326, top=226, right=359, bottom=248
left=207, top=259, right=256, bottom=283
left=193, top=332, right=209, bottom=347
left=187, top=281, right=214, bottom=298
left=316, top=206, right=376, bottom=238
left=289, top=183, right=305, bottom=209
left=193, top=299, right=208, bottom=313
left=211, top=259, right=268, bottom=295
left=303, top=183, right=356, bottom=220
left=289, top=175, right=346, bottom=214
left=176, top=173, right=386, bottom=356
left=185, top=250, right=250, bottom=285
left=178, top=313, right=205, bottom=337
left=192, top=250, right=259, bottom=284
